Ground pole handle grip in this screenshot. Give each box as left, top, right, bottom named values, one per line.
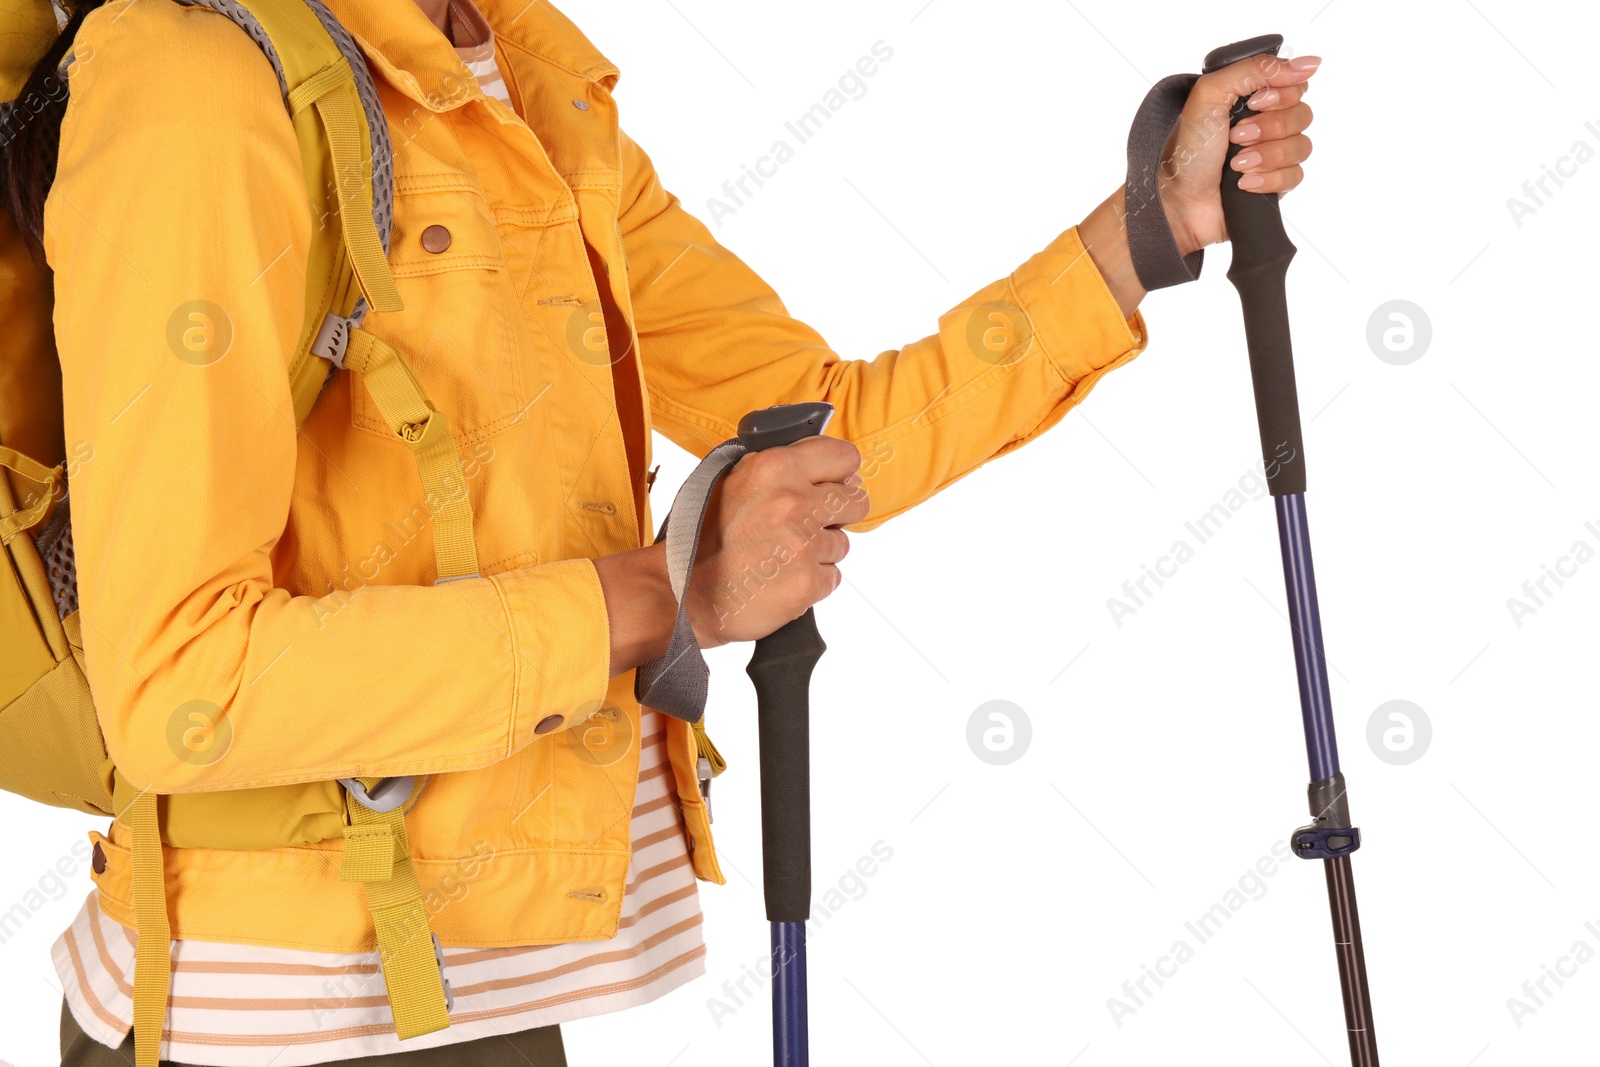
left=738, top=402, right=832, bottom=924
left=1204, top=34, right=1307, bottom=496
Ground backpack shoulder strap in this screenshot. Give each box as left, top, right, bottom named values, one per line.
left=177, top=0, right=480, bottom=586
left=119, top=8, right=458, bottom=1066
left=181, top=0, right=403, bottom=428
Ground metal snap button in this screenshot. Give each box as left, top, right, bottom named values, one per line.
left=534, top=714, right=566, bottom=734
left=572, top=99, right=589, bottom=111
left=421, top=225, right=452, bottom=254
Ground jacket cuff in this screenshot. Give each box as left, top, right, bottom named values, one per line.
left=490, top=558, right=614, bottom=752
left=1011, top=224, right=1148, bottom=385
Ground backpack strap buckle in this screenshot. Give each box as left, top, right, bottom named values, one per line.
left=338, top=775, right=416, bottom=813
left=311, top=313, right=355, bottom=368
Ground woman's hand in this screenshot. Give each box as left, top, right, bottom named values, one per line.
left=1078, top=51, right=1322, bottom=318
left=687, top=436, right=868, bottom=647
left=1161, top=52, right=1322, bottom=256
left=595, top=436, right=868, bottom=676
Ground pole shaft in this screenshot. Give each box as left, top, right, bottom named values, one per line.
left=772, top=921, right=808, bottom=1067
left=1274, top=494, right=1340, bottom=782
left=1325, top=857, right=1379, bottom=1067
left=1274, top=494, right=1379, bottom=1065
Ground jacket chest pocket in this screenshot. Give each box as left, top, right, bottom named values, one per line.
left=352, top=182, right=531, bottom=446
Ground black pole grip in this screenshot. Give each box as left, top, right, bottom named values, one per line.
left=747, top=611, right=824, bottom=923
left=1202, top=35, right=1307, bottom=497
left=737, top=402, right=832, bottom=924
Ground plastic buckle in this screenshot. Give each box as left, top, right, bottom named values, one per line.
left=339, top=776, right=416, bottom=814
left=698, top=756, right=714, bottom=824
left=433, top=932, right=454, bottom=1012
left=311, top=314, right=354, bottom=369
left=433, top=573, right=481, bottom=586
left=1292, top=822, right=1361, bottom=860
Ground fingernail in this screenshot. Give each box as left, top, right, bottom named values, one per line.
left=1246, top=87, right=1278, bottom=109
left=1232, top=150, right=1263, bottom=172
left=1230, top=122, right=1261, bottom=144
left=1289, top=55, right=1322, bottom=71
left=1238, top=174, right=1266, bottom=191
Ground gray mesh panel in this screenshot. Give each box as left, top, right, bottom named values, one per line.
left=302, top=0, right=394, bottom=324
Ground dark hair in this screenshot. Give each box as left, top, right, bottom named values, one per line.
left=2, top=0, right=107, bottom=257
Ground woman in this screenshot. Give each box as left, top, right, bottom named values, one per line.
left=2, top=0, right=1317, bottom=1062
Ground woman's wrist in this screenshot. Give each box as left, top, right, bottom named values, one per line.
left=1078, top=187, right=1147, bottom=320
left=593, top=542, right=677, bottom=677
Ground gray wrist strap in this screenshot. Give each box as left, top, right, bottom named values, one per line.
left=1125, top=72, right=1205, bottom=291
left=634, top=438, right=750, bottom=723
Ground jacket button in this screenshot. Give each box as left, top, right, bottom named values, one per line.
left=420, top=225, right=452, bottom=254
left=572, top=99, right=589, bottom=111
left=534, top=714, right=565, bottom=734
left=91, top=843, right=106, bottom=875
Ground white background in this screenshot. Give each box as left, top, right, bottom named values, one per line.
left=6, top=1, right=1598, bottom=1064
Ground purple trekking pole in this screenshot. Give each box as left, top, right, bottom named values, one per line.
left=738, top=403, right=832, bottom=1067
left=1205, top=34, right=1381, bottom=1065
left=633, top=402, right=832, bottom=1066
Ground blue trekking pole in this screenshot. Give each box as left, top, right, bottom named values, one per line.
left=633, top=402, right=831, bottom=1066
left=1203, top=35, right=1381, bottom=1066
left=738, top=403, right=831, bottom=1067
left=632, top=398, right=830, bottom=1065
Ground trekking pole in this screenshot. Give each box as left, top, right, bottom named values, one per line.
left=1203, top=34, right=1380, bottom=1066
left=737, top=402, right=832, bottom=1067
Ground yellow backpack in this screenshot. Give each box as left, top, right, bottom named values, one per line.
left=0, top=1, right=484, bottom=1062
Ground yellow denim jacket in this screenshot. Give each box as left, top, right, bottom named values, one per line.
left=45, top=0, right=1147, bottom=952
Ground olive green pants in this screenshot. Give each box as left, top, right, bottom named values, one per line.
left=60, top=1002, right=568, bottom=1067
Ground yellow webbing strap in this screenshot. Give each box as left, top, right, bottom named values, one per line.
left=0, top=446, right=60, bottom=543
left=341, top=330, right=481, bottom=582
left=287, top=58, right=403, bottom=315
left=693, top=721, right=727, bottom=778
left=340, top=789, right=450, bottom=1039
left=129, top=792, right=170, bottom=1067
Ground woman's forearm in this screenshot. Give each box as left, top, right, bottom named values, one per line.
left=593, top=542, right=677, bottom=678
left=1077, top=187, right=1148, bottom=321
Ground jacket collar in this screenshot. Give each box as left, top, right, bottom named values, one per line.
left=479, top=0, right=619, bottom=87
left=325, top=0, right=619, bottom=113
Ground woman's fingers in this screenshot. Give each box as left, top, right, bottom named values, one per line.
left=1238, top=163, right=1305, bottom=195
left=1231, top=100, right=1313, bottom=145
left=1241, top=81, right=1307, bottom=113
left=1232, top=131, right=1312, bottom=172
left=1188, top=53, right=1320, bottom=118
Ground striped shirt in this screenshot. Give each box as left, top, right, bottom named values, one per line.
left=54, top=713, right=706, bottom=1065
left=449, top=0, right=509, bottom=105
